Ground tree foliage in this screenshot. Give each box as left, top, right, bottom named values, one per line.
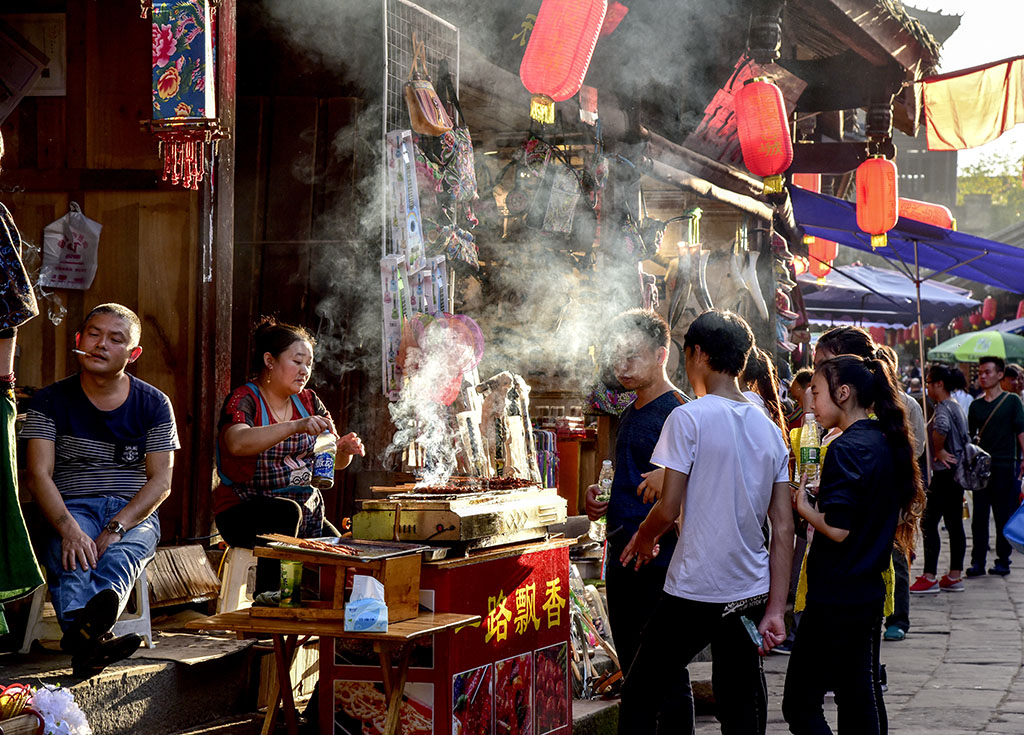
left=957, top=150, right=1024, bottom=218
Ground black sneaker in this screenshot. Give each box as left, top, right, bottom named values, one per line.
left=965, top=564, right=986, bottom=578
left=989, top=562, right=1011, bottom=576
left=72, top=632, right=143, bottom=678
left=60, top=589, right=119, bottom=655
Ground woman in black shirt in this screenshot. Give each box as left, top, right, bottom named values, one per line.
left=783, top=355, right=924, bottom=734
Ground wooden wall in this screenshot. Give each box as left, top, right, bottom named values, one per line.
left=1, top=1, right=200, bottom=543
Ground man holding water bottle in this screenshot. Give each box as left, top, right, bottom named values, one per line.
left=584, top=309, right=690, bottom=728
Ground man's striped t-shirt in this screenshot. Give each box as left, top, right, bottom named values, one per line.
left=22, top=374, right=180, bottom=500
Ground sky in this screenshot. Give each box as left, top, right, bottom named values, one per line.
left=912, top=1, right=1024, bottom=171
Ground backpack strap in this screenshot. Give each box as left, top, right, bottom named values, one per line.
left=671, top=389, right=692, bottom=404
left=978, top=392, right=1010, bottom=440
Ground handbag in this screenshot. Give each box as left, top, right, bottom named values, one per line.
left=954, top=393, right=1006, bottom=492
left=434, top=63, right=479, bottom=207
left=404, top=33, right=453, bottom=137
left=1005, top=485, right=1024, bottom=554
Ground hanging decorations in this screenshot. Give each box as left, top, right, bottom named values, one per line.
left=1017, top=299, right=1024, bottom=321
left=520, top=0, right=607, bottom=124
left=983, top=295, right=997, bottom=324
left=735, top=78, right=793, bottom=194
left=910, top=322, right=920, bottom=343
left=898, top=197, right=956, bottom=230
left=924, top=324, right=937, bottom=339
left=969, top=311, right=982, bottom=329
left=952, top=316, right=964, bottom=334
left=856, top=157, right=898, bottom=249
left=807, top=237, right=838, bottom=281
left=141, top=0, right=227, bottom=190
left=868, top=326, right=886, bottom=344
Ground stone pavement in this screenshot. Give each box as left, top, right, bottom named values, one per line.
left=695, top=515, right=1024, bottom=734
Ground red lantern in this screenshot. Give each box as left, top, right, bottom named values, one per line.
left=520, top=0, right=607, bottom=123
left=808, top=256, right=832, bottom=280
left=953, top=316, right=964, bottom=334
left=792, top=173, right=821, bottom=192
left=969, top=312, right=982, bottom=329
left=735, top=78, right=794, bottom=194
left=856, top=157, right=899, bottom=249
left=869, top=326, right=885, bottom=344
left=1017, top=299, right=1024, bottom=321
left=983, top=296, right=997, bottom=324
left=911, top=322, right=920, bottom=342
left=899, top=198, right=956, bottom=230
left=887, top=330, right=897, bottom=347
left=924, top=324, right=937, bottom=339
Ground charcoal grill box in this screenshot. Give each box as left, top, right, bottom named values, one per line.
left=317, top=538, right=573, bottom=735
left=353, top=484, right=568, bottom=552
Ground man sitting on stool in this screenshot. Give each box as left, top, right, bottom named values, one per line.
left=24, top=303, right=179, bottom=677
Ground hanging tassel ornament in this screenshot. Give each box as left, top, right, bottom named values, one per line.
left=144, top=0, right=227, bottom=190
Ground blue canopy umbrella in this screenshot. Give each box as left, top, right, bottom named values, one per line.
left=799, top=263, right=979, bottom=326
left=790, top=187, right=1024, bottom=476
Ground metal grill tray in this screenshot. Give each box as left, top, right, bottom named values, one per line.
left=259, top=534, right=430, bottom=562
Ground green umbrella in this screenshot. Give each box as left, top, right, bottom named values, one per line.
left=927, top=330, right=1024, bottom=364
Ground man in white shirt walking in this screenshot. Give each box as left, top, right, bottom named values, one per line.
left=618, top=309, right=794, bottom=734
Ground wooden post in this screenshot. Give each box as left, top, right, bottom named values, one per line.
left=189, top=0, right=236, bottom=539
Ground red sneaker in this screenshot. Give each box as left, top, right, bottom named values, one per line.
left=939, top=574, right=965, bottom=592
left=909, top=575, right=940, bottom=594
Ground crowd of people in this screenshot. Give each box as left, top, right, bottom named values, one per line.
left=587, top=311, right=1024, bottom=734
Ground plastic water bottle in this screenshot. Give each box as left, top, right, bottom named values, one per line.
left=799, top=413, right=821, bottom=491
left=311, top=431, right=337, bottom=489
left=589, top=460, right=614, bottom=541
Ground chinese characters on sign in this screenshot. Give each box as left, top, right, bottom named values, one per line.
left=484, top=577, right=566, bottom=644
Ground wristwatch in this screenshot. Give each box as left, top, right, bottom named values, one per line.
left=104, top=520, right=127, bottom=539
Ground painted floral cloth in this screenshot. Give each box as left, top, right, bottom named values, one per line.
left=151, top=0, right=215, bottom=119
left=0, top=203, right=37, bottom=331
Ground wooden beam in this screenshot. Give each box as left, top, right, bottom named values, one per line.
left=190, top=0, right=236, bottom=539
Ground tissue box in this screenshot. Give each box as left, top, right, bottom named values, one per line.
left=344, top=597, right=389, bottom=633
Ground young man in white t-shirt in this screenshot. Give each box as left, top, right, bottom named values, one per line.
left=618, top=309, right=794, bottom=734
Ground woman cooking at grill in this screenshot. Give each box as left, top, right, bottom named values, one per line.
left=213, top=317, right=364, bottom=593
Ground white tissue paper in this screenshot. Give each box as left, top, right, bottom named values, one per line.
left=344, top=575, right=389, bottom=632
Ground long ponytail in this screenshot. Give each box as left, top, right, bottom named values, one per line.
left=743, top=347, right=789, bottom=447
left=818, top=356, right=925, bottom=555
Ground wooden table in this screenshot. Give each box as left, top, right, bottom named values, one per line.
left=186, top=609, right=479, bottom=735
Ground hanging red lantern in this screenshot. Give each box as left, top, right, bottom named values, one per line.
left=899, top=198, right=956, bottom=230
left=924, top=324, right=937, bottom=339
left=952, top=316, right=964, bottom=334
left=869, top=326, right=885, bottom=344
left=1017, top=299, right=1024, bottom=321
left=856, top=157, right=899, bottom=249
left=969, top=312, right=982, bottom=329
left=792, top=173, right=821, bottom=192
left=520, top=0, right=607, bottom=124
left=887, top=329, right=897, bottom=347
left=735, top=78, right=794, bottom=194
left=911, top=322, right=920, bottom=342
left=983, top=296, right=997, bottom=324
left=808, top=256, right=831, bottom=280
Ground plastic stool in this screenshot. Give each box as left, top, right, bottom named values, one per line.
left=216, top=547, right=258, bottom=614
left=19, top=568, right=154, bottom=653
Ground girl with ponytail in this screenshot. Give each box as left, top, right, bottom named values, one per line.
left=742, top=347, right=789, bottom=446
left=782, top=355, right=924, bottom=734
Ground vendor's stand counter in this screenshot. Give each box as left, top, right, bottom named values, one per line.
left=187, top=537, right=572, bottom=735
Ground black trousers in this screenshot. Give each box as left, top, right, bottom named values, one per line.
left=922, top=469, right=966, bottom=574
left=619, top=593, right=766, bottom=735
left=782, top=602, right=886, bottom=735
left=606, top=562, right=693, bottom=733
left=971, top=463, right=1019, bottom=567
left=216, top=496, right=339, bottom=593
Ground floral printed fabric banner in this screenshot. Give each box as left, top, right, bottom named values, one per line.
left=152, top=0, right=215, bottom=119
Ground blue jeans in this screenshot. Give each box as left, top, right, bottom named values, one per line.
left=39, top=496, right=159, bottom=629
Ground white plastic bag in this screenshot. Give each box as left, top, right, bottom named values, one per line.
left=40, top=202, right=102, bottom=290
